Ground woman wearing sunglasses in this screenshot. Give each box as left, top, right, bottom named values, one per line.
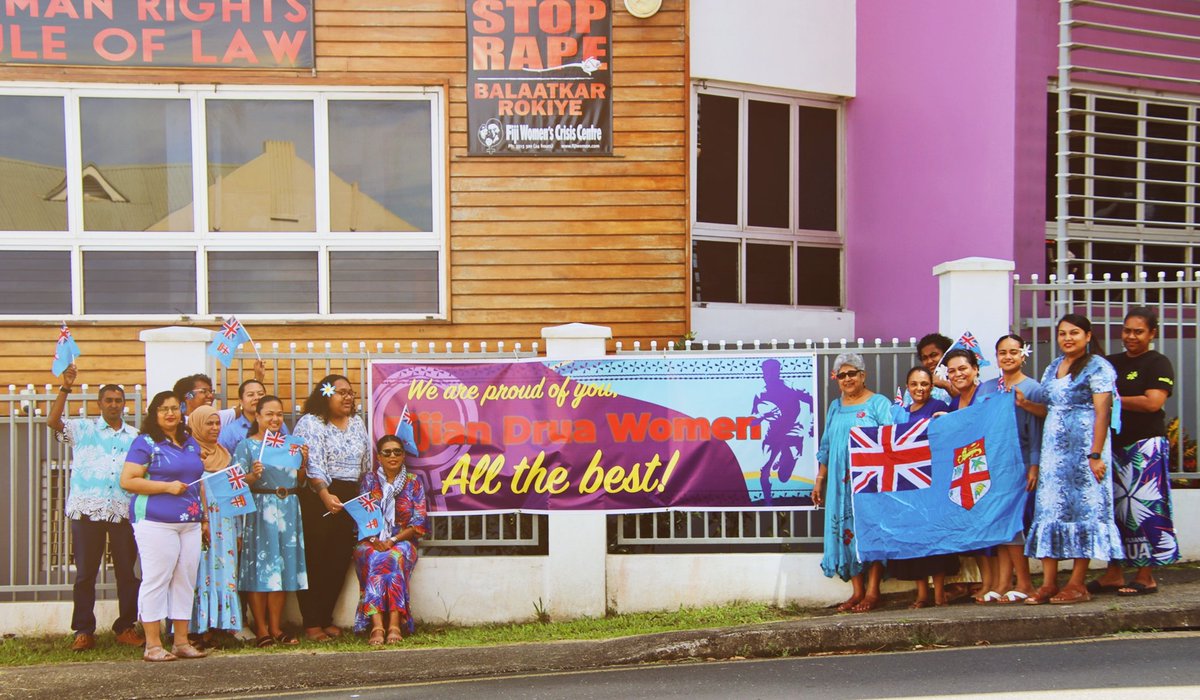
left=352, top=435, right=428, bottom=645
left=812, top=353, right=895, bottom=613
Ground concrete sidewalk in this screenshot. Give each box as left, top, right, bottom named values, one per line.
left=4, top=566, right=1199, bottom=700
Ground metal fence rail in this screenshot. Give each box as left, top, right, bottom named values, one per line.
left=1013, top=271, right=1200, bottom=478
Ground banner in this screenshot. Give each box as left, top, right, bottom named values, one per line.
left=850, top=393, right=1027, bottom=561
left=467, top=0, right=612, bottom=155
left=0, top=1, right=313, bottom=68
left=370, top=356, right=820, bottom=512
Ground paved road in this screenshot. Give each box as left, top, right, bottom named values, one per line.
left=212, top=632, right=1200, bottom=699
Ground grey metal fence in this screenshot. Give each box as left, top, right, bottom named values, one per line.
left=1013, top=271, right=1200, bottom=479
left=0, top=388, right=143, bottom=601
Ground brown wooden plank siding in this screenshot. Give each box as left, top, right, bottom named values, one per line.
left=0, top=0, right=690, bottom=391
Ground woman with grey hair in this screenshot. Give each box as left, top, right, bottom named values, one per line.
left=813, top=352, right=895, bottom=612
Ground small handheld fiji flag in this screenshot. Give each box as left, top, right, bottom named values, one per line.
left=395, top=404, right=419, bottom=456
left=947, top=331, right=991, bottom=368
left=202, top=464, right=256, bottom=517
left=260, top=432, right=305, bottom=470
left=207, top=316, right=253, bottom=368
left=51, top=323, right=82, bottom=377
left=344, top=493, right=384, bottom=540
left=893, top=386, right=904, bottom=406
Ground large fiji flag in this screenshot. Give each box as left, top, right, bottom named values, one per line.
left=344, top=493, right=384, bottom=540
left=850, top=393, right=1025, bottom=561
left=261, top=431, right=306, bottom=470
left=203, top=464, right=256, bottom=517
left=207, top=316, right=253, bottom=368
left=51, top=324, right=82, bottom=377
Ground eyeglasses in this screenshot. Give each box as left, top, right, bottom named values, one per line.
left=835, top=370, right=863, bottom=380
left=378, top=448, right=405, bottom=457
left=191, top=387, right=213, bottom=395
left=334, top=389, right=355, bottom=398
left=157, top=405, right=181, bottom=414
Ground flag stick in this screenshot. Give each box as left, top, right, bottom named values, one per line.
left=240, top=322, right=263, bottom=362
left=257, top=433, right=269, bottom=464
left=322, top=490, right=371, bottom=517
left=186, top=462, right=243, bottom=487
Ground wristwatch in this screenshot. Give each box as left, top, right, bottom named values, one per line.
left=1087, top=452, right=1101, bottom=460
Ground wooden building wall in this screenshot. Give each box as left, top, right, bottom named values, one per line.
left=0, top=0, right=690, bottom=391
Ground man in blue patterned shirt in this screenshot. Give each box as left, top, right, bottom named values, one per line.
left=48, top=365, right=143, bottom=652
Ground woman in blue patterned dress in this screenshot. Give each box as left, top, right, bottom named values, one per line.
left=353, top=435, right=428, bottom=644
left=1017, top=314, right=1123, bottom=604
left=235, top=395, right=309, bottom=646
left=813, top=352, right=896, bottom=613
left=188, top=405, right=242, bottom=644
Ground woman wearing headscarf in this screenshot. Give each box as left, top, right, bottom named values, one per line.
left=353, top=435, right=428, bottom=644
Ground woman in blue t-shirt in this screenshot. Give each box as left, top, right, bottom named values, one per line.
left=120, top=390, right=207, bottom=662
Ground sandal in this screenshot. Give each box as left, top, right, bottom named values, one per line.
left=143, top=645, right=177, bottom=662
left=385, top=626, right=403, bottom=644
left=1086, top=579, right=1123, bottom=595
left=273, top=633, right=300, bottom=646
left=304, top=628, right=333, bottom=643
left=1024, top=584, right=1059, bottom=605
left=255, top=635, right=276, bottom=648
left=975, top=590, right=1002, bottom=604
left=909, top=599, right=931, bottom=610
left=368, top=627, right=386, bottom=646
left=1049, top=584, right=1091, bottom=605
left=170, top=643, right=208, bottom=659
left=996, top=590, right=1030, bottom=604
left=1117, top=582, right=1158, bottom=597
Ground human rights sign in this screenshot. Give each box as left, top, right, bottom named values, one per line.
left=0, top=0, right=313, bottom=68
left=467, top=0, right=613, bottom=155
left=370, top=356, right=819, bottom=513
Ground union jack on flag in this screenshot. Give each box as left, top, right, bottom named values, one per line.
left=264, top=431, right=286, bottom=448
left=360, top=498, right=378, bottom=513
left=946, top=331, right=992, bottom=368
left=220, top=318, right=243, bottom=339
left=848, top=419, right=934, bottom=493
left=226, top=465, right=248, bottom=491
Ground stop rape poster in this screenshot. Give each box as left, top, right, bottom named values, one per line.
left=467, top=0, right=613, bottom=155
left=370, top=356, right=820, bottom=513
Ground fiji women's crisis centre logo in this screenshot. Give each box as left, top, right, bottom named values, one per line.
left=477, top=118, right=504, bottom=153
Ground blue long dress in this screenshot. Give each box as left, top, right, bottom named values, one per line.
left=817, top=393, right=896, bottom=580
left=235, top=438, right=309, bottom=592
left=1025, top=355, right=1123, bottom=560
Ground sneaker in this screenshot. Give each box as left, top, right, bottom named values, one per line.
left=71, top=633, right=96, bottom=652
left=114, top=626, right=145, bottom=647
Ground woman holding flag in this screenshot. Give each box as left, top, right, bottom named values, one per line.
left=234, top=395, right=309, bottom=647
left=188, top=404, right=247, bottom=645
left=352, top=435, right=428, bottom=644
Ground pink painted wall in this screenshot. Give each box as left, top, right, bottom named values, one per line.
left=847, top=0, right=1023, bottom=340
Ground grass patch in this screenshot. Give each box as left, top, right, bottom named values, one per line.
left=0, top=601, right=813, bottom=667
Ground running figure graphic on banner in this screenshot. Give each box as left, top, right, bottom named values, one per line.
left=750, top=359, right=815, bottom=506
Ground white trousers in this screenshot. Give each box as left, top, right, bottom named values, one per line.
left=132, top=520, right=201, bottom=623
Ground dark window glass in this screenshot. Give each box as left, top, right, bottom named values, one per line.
left=80, top=98, right=193, bottom=232
left=796, top=106, right=837, bottom=231
left=1044, top=92, right=1087, bottom=222
left=796, top=246, right=841, bottom=306
left=747, top=100, right=789, bottom=229
left=206, top=100, right=315, bottom=232
left=746, top=243, right=790, bottom=304
left=695, top=94, right=739, bottom=226
left=1090, top=242, right=1136, bottom=282
left=0, top=96, right=66, bottom=231
left=330, top=251, right=438, bottom=313
left=1092, top=99, right=1138, bottom=223
left=329, top=101, right=433, bottom=232
left=1145, top=104, right=1187, bottom=224
left=693, top=239, right=738, bottom=303
left=0, top=251, right=71, bottom=314
left=207, top=251, right=318, bottom=314
left=84, top=251, right=196, bottom=314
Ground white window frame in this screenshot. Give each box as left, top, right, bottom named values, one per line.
left=0, top=81, right=447, bottom=322
left=690, top=81, right=845, bottom=308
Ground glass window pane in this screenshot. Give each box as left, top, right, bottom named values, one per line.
left=0, top=251, right=71, bottom=314
left=0, top=96, right=66, bottom=231
left=81, top=98, right=193, bottom=232
left=696, top=94, right=739, bottom=226
left=1092, top=99, right=1138, bottom=223
left=693, top=239, right=738, bottom=303
left=746, top=243, right=790, bottom=305
left=747, top=100, right=789, bottom=229
left=797, top=106, right=838, bottom=231
left=330, top=251, right=438, bottom=313
left=1145, top=104, right=1187, bottom=224
left=206, top=100, right=315, bottom=232
left=329, top=101, right=433, bottom=233
left=796, top=246, right=841, bottom=307
left=208, top=251, right=317, bottom=314
left=84, top=251, right=196, bottom=314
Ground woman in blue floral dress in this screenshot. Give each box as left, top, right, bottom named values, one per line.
left=813, top=352, right=895, bottom=613
left=1018, top=314, right=1123, bottom=605
left=235, top=395, right=309, bottom=646
left=188, top=405, right=242, bottom=642
left=353, top=435, right=427, bottom=644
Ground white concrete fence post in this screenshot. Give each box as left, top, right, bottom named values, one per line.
left=541, top=322, right=612, bottom=619
left=139, top=326, right=215, bottom=398
left=934, top=257, right=1016, bottom=380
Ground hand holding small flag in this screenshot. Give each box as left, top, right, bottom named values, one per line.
left=51, top=323, right=82, bottom=377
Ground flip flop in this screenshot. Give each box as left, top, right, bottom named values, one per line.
left=1086, top=580, right=1123, bottom=594
left=1117, top=582, right=1158, bottom=597
left=273, top=633, right=300, bottom=646
left=997, top=590, right=1029, bottom=604
left=1049, top=584, right=1091, bottom=605
left=255, top=635, right=276, bottom=648
left=975, top=590, right=1002, bottom=604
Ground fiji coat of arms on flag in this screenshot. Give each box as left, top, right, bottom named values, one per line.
left=949, top=438, right=991, bottom=510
